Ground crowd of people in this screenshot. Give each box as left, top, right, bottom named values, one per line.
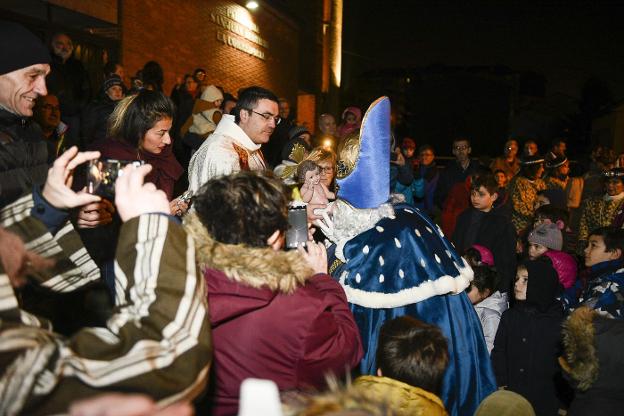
left=1, top=20, right=624, bottom=416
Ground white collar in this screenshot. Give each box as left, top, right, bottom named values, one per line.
left=214, top=114, right=261, bottom=152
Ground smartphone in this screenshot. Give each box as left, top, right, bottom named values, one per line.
left=87, top=158, right=144, bottom=198
left=285, top=204, right=308, bottom=249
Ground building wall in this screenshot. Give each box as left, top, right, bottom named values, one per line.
left=120, top=0, right=299, bottom=103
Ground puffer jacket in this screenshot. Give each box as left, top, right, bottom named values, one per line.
left=544, top=249, right=578, bottom=289
left=0, top=108, right=48, bottom=207
left=354, top=375, right=448, bottom=416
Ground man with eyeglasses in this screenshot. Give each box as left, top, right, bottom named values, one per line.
left=188, top=85, right=280, bottom=193
left=33, top=94, right=68, bottom=161
left=434, top=137, right=479, bottom=210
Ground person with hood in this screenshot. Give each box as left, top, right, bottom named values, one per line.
left=560, top=306, right=624, bottom=414
left=316, top=97, right=496, bottom=416
left=185, top=170, right=363, bottom=416
left=337, top=105, right=362, bottom=139
left=491, top=259, right=566, bottom=415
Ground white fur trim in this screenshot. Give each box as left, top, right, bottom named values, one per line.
left=342, top=261, right=474, bottom=308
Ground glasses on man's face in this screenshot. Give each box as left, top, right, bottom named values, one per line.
left=453, top=145, right=469, bottom=151
left=41, top=104, right=60, bottom=112
left=248, top=109, right=281, bottom=125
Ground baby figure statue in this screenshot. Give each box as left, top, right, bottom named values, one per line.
left=297, top=160, right=335, bottom=205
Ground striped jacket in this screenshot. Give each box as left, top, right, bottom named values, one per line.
left=0, top=194, right=212, bottom=415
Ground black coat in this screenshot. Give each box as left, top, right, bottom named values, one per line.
left=0, top=109, right=49, bottom=207
left=452, top=207, right=517, bottom=292
left=81, top=96, right=117, bottom=146
left=492, top=303, right=565, bottom=416
left=47, top=55, right=91, bottom=116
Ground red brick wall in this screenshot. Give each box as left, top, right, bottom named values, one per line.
left=120, top=0, right=299, bottom=103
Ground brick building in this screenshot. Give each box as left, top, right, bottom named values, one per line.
left=1, top=0, right=344, bottom=129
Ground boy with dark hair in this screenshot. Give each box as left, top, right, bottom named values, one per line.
left=452, top=173, right=517, bottom=293
left=563, top=226, right=624, bottom=318
left=354, top=316, right=449, bottom=415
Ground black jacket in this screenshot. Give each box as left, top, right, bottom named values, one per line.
left=0, top=109, right=49, bottom=207
left=81, top=96, right=117, bottom=147
left=492, top=302, right=565, bottom=415
left=452, top=207, right=517, bottom=292
left=47, top=55, right=91, bottom=116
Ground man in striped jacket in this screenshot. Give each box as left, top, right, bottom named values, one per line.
left=0, top=148, right=212, bottom=415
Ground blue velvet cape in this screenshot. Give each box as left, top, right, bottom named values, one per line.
left=329, top=204, right=496, bottom=416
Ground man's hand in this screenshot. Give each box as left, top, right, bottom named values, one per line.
left=0, top=227, right=54, bottom=287
left=76, top=200, right=115, bottom=228
left=297, top=240, right=328, bottom=275
left=115, top=164, right=170, bottom=222
left=42, top=146, right=102, bottom=209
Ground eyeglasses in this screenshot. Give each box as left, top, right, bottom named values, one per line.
left=319, top=166, right=334, bottom=173
left=41, top=104, right=60, bottom=112
left=248, top=109, right=281, bottom=125
left=453, top=145, right=469, bottom=151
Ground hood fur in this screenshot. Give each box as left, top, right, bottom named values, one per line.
left=561, top=306, right=598, bottom=391
left=184, top=213, right=314, bottom=294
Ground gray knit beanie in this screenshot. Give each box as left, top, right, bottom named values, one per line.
left=528, top=222, right=563, bottom=251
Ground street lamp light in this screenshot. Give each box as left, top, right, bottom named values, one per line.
left=246, top=1, right=259, bottom=10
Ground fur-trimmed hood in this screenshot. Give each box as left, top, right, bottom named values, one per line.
left=561, top=307, right=599, bottom=391
left=184, top=213, right=313, bottom=294
left=562, top=306, right=624, bottom=393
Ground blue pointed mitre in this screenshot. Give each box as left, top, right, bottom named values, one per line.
left=336, top=96, right=390, bottom=209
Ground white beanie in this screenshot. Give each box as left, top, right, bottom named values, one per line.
left=201, top=85, right=223, bottom=103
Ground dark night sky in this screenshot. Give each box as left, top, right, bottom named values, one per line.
left=343, top=1, right=624, bottom=100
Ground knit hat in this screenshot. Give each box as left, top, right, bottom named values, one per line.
left=103, top=74, right=123, bottom=92
left=200, top=85, right=223, bottom=103
left=471, top=244, right=495, bottom=267
left=288, top=125, right=311, bottom=141
left=0, top=21, right=51, bottom=75
left=545, top=151, right=567, bottom=169
left=527, top=222, right=563, bottom=251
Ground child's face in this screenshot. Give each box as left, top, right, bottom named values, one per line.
left=401, top=146, right=415, bottom=158
left=470, top=186, right=497, bottom=212
left=584, top=234, right=620, bottom=267
left=466, top=285, right=489, bottom=305
left=514, top=268, right=528, bottom=301
left=345, top=112, right=357, bottom=124
left=305, top=168, right=321, bottom=185
left=495, top=172, right=507, bottom=187
left=528, top=242, right=548, bottom=260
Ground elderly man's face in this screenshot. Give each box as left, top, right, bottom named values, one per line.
left=34, top=94, right=60, bottom=130
left=0, top=64, right=50, bottom=117
left=319, top=114, right=336, bottom=135
left=51, top=34, right=73, bottom=61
